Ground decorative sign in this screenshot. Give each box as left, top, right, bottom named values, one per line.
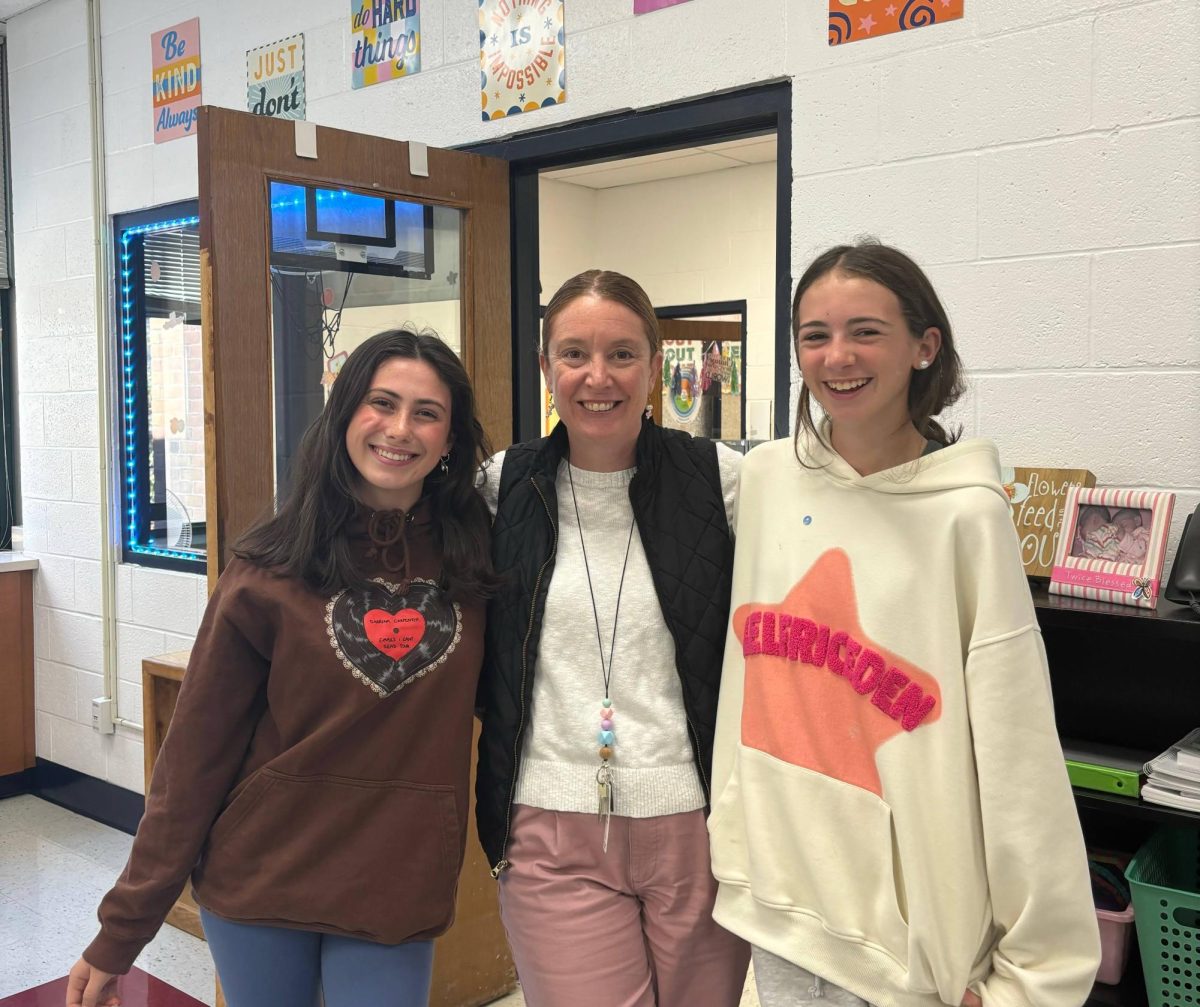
left=634, top=0, right=694, bottom=11
left=351, top=0, right=421, bottom=89
left=828, top=0, right=965, bottom=46
left=247, top=34, right=305, bottom=120
left=1002, top=466, right=1096, bottom=578
left=151, top=18, right=202, bottom=143
left=480, top=0, right=566, bottom=122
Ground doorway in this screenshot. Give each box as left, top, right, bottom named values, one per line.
left=463, top=80, right=792, bottom=444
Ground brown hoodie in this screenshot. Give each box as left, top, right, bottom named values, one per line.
left=84, top=506, right=484, bottom=974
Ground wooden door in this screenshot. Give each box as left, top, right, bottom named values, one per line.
left=197, top=105, right=511, bottom=578
left=196, top=106, right=515, bottom=1007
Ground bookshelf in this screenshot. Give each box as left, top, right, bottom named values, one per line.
left=1031, top=584, right=1200, bottom=1007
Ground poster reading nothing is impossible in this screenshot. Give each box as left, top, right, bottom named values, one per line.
left=480, top=0, right=565, bottom=122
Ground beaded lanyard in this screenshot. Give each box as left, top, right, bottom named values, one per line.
left=566, top=460, right=636, bottom=853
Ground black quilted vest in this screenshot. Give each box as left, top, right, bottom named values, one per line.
left=475, top=419, right=733, bottom=872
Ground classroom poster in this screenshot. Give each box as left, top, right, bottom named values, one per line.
left=828, top=0, right=964, bottom=46
left=247, top=34, right=305, bottom=120
left=634, top=0, right=694, bottom=12
left=351, top=0, right=421, bottom=89
left=480, top=0, right=566, bottom=122
left=151, top=18, right=202, bottom=143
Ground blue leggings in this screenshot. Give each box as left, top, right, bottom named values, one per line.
left=199, top=907, right=435, bottom=1007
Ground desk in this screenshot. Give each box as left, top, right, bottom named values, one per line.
left=0, top=554, right=37, bottom=785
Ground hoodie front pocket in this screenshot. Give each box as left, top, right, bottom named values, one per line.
left=199, top=769, right=461, bottom=942
left=735, top=746, right=910, bottom=962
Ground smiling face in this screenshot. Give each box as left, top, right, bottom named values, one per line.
left=344, top=356, right=452, bottom=512
left=541, top=295, right=662, bottom=471
left=795, top=271, right=940, bottom=440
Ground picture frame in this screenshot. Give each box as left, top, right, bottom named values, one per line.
left=1050, top=487, right=1176, bottom=609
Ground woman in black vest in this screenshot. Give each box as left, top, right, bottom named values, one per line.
left=476, top=270, right=749, bottom=1006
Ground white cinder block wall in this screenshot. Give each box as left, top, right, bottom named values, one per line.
left=7, top=0, right=1197, bottom=790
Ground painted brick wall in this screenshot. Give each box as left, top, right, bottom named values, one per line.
left=7, top=0, right=1197, bottom=789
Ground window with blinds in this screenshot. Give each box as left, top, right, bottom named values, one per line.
left=114, top=200, right=205, bottom=571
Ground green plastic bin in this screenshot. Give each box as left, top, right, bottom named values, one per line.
left=1127, top=828, right=1200, bottom=1007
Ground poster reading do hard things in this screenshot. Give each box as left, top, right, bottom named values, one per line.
left=480, top=0, right=565, bottom=122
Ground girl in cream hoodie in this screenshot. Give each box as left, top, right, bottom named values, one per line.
left=709, top=241, right=1100, bottom=1007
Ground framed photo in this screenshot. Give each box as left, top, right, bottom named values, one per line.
left=1050, top=487, right=1176, bottom=609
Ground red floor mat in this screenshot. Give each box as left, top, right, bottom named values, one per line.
left=0, top=968, right=206, bottom=1007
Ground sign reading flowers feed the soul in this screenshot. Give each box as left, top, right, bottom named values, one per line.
left=828, top=0, right=964, bottom=46
left=480, top=0, right=566, bottom=122
left=351, top=0, right=421, bottom=89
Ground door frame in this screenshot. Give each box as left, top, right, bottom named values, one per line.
left=461, top=80, right=791, bottom=442
left=197, top=106, right=511, bottom=579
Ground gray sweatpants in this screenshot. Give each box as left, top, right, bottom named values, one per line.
left=752, top=946, right=877, bottom=1007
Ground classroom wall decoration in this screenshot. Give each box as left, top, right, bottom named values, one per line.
left=351, top=0, right=421, bottom=89
left=634, top=0, right=694, bottom=12
left=828, top=0, right=965, bottom=46
left=1002, top=466, right=1096, bottom=578
left=151, top=18, right=202, bottom=143
left=480, top=0, right=566, bottom=122
left=247, top=34, right=305, bottom=120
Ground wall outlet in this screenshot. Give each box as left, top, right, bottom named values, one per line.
left=92, top=697, right=115, bottom=735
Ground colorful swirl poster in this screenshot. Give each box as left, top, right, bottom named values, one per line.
left=480, top=0, right=566, bottom=122
left=351, top=0, right=421, bottom=89
left=828, top=0, right=964, bottom=46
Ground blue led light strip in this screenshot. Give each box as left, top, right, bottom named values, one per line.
left=119, top=215, right=200, bottom=563
left=119, top=190, right=357, bottom=563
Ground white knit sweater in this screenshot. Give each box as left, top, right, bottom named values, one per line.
left=481, top=445, right=740, bottom=818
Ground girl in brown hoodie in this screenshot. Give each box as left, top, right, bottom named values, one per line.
left=66, top=328, right=498, bottom=1007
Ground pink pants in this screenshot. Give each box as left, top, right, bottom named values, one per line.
left=497, top=804, right=750, bottom=1007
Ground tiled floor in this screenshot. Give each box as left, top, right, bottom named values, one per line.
left=0, top=795, right=760, bottom=1006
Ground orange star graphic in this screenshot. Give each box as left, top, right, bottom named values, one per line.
left=733, top=548, right=941, bottom=796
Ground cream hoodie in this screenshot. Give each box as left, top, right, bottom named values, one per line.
left=709, top=433, right=1100, bottom=1007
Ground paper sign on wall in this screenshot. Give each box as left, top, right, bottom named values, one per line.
left=634, top=0, right=694, bottom=12
left=247, top=34, right=305, bottom=120
left=480, top=0, right=565, bottom=122
left=351, top=0, right=421, bottom=89
left=828, top=0, right=964, bottom=46
left=151, top=18, right=202, bottom=143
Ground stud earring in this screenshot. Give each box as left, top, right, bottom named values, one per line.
left=439, top=451, right=451, bottom=474
left=917, top=360, right=932, bottom=370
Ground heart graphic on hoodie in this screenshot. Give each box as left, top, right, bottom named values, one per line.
left=364, top=608, right=426, bottom=660
left=326, top=578, right=461, bottom=697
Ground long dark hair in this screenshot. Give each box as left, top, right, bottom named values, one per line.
left=792, top=239, right=966, bottom=452
left=234, top=328, right=499, bottom=600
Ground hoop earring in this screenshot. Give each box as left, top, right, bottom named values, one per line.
left=439, top=451, right=451, bottom=474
